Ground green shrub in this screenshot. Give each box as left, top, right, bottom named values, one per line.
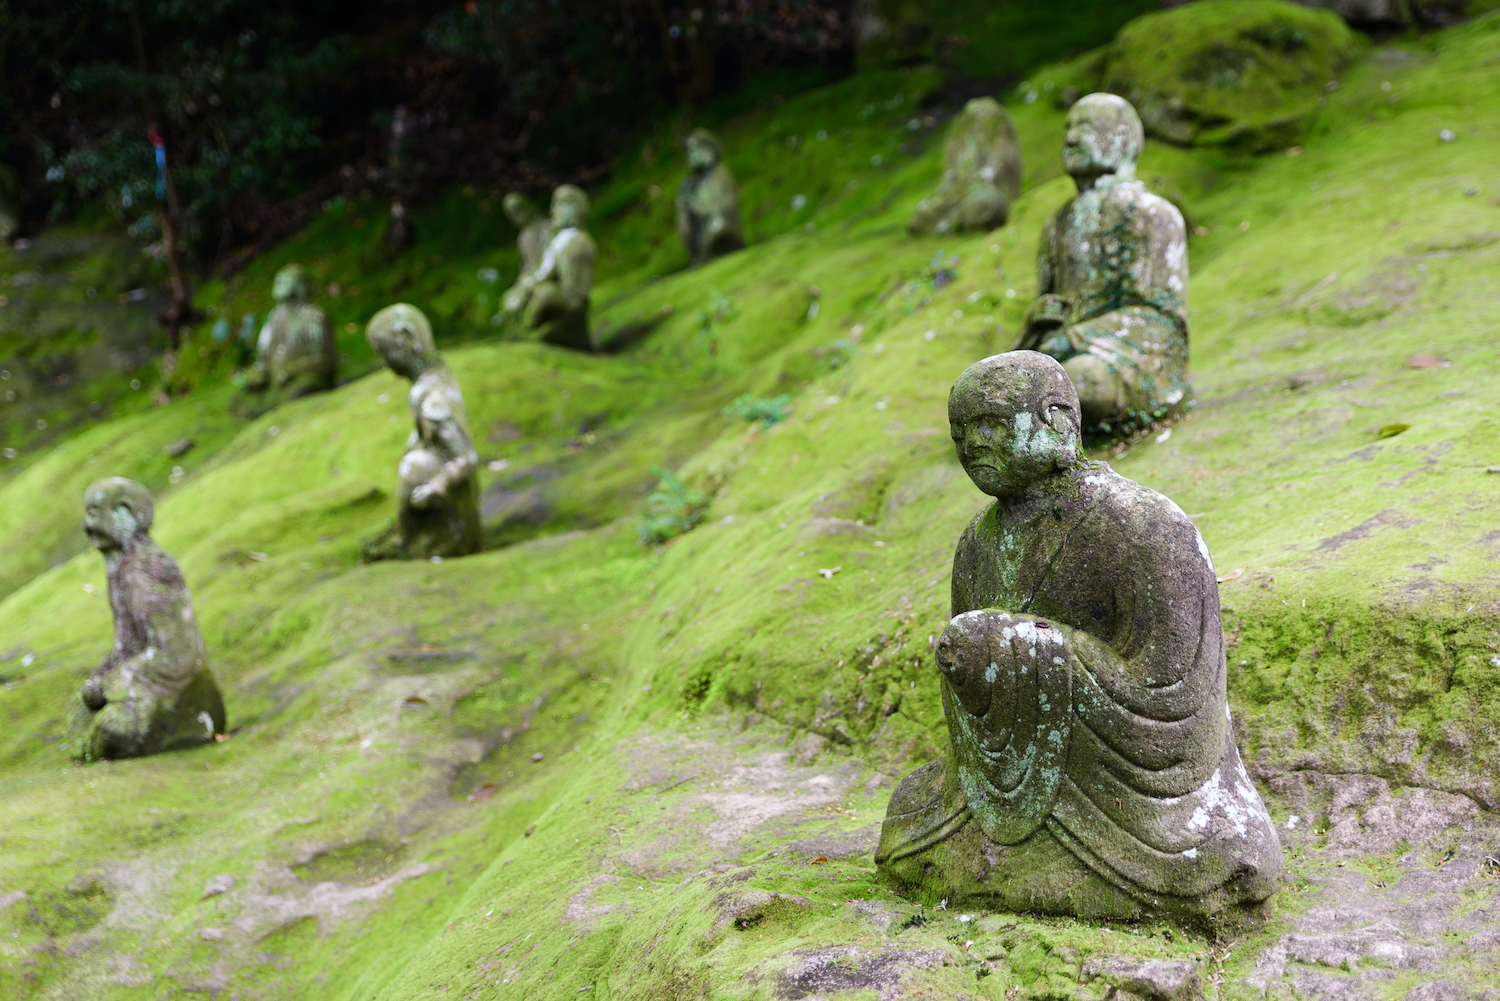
left=636, top=466, right=709, bottom=545
left=723, top=393, right=793, bottom=428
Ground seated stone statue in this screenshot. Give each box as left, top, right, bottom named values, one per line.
left=909, top=97, right=1022, bottom=237
left=71, top=478, right=225, bottom=761
left=503, top=192, right=553, bottom=280
left=361, top=303, right=483, bottom=561
left=876, top=351, right=1280, bottom=926
left=242, top=263, right=337, bottom=402
left=1014, top=94, right=1189, bottom=434
left=500, top=185, right=597, bottom=351
left=676, top=128, right=745, bottom=266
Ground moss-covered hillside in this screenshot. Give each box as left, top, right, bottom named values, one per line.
left=3, top=3, right=1500, bottom=999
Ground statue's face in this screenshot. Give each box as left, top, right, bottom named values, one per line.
left=687, top=137, right=718, bottom=172
left=949, top=356, right=1080, bottom=498
left=1062, top=96, right=1141, bottom=181
left=374, top=330, right=423, bottom=378
left=272, top=267, right=308, bottom=304
left=83, top=497, right=143, bottom=552
left=551, top=197, right=581, bottom=229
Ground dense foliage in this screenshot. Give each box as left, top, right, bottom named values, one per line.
left=1, top=0, right=849, bottom=265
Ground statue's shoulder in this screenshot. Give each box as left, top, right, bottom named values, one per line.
left=1077, top=461, right=1209, bottom=568
left=566, top=229, right=598, bottom=258
left=123, top=538, right=186, bottom=591
left=955, top=500, right=997, bottom=551
left=413, top=373, right=458, bottom=422
left=707, top=162, right=737, bottom=191
left=1111, top=181, right=1185, bottom=233
left=294, top=303, right=328, bottom=325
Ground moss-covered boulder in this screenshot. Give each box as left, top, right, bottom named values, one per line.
left=1101, top=0, right=1360, bottom=150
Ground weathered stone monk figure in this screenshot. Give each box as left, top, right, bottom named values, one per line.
left=1015, top=94, right=1189, bottom=433
left=876, top=352, right=1280, bottom=925
left=71, top=478, right=225, bottom=761
left=676, top=128, right=745, bottom=266
left=909, top=98, right=1022, bottom=237
left=501, top=185, right=597, bottom=351
left=503, top=192, right=553, bottom=280
left=243, top=263, right=337, bottom=401
left=362, top=303, right=482, bottom=561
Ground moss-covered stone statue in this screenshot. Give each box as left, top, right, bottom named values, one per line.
left=676, top=128, right=745, bottom=266
left=70, top=478, right=226, bottom=762
left=503, top=192, right=553, bottom=280
left=500, top=185, right=597, bottom=351
left=238, top=264, right=337, bottom=412
left=909, top=98, right=1022, bottom=237
left=1014, top=94, right=1189, bottom=434
left=361, top=304, right=483, bottom=561
left=876, top=352, right=1280, bottom=927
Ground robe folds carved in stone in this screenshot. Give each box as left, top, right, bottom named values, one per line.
left=876, top=461, right=1280, bottom=917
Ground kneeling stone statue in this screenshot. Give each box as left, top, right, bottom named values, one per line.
left=362, top=303, right=483, bottom=561
left=909, top=97, right=1022, bottom=237
left=240, top=263, right=337, bottom=405
left=1015, top=93, right=1189, bottom=433
left=876, top=351, right=1280, bottom=925
left=72, top=478, right=225, bottom=761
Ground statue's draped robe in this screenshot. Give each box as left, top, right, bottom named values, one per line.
left=76, top=539, right=225, bottom=760
left=391, top=366, right=482, bottom=559
left=524, top=227, right=597, bottom=350
left=878, top=463, right=1279, bottom=907
left=909, top=99, right=1022, bottom=236
left=1027, top=177, right=1190, bottom=418
left=254, top=302, right=336, bottom=396
left=676, top=162, right=745, bottom=265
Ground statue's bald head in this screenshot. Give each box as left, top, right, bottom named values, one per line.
left=84, top=477, right=154, bottom=552
left=272, top=263, right=312, bottom=304
left=948, top=351, right=1081, bottom=498
left=366, top=302, right=436, bottom=379
left=1062, top=93, right=1143, bottom=186
left=550, top=184, right=589, bottom=229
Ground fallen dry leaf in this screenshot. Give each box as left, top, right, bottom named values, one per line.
left=1216, top=568, right=1246, bottom=583
left=1405, top=355, right=1449, bottom=369
left=466, top=782, right=499, bottom=803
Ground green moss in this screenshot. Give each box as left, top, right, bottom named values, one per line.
left=1103, top=0, right=1361, bottom=150
left=4, top=8, right=1500, bottom=998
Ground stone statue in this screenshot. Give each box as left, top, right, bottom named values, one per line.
left=242, top=263, right=337, bottom=403
left=676, top=128, right=745, bottom=266
left=71, top=478, right=225, bottom=761
left=876, top=352, right=1280, bottom=925
left=500, top=185, right=597, bottom=351
left=503, top=192, right=553, bottom=280
left=1014, top=94, right=1189, bottom=434
left=909, top=98, right=1022, bottom=237
left=361, top=303, right=483, bottom=561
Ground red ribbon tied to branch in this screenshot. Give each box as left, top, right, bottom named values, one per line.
left=148, top=127, right=166, bottom=199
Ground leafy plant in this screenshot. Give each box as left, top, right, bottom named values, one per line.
left=695, top=291, right=739, bottom=355
left=895, top=250, right=960, bottom=314
left=636, top=466, right=708, bottom=545
left=724, top=393, right=793, bottom=428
